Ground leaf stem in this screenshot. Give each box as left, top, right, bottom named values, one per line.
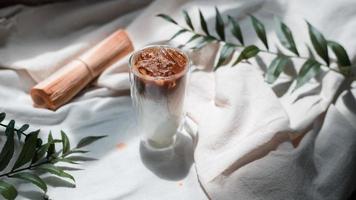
left=0, top=123, right=28, bottom=137
left=0, top=159, right=51, bottom=178
left=257, top=48, right=311, bottom=60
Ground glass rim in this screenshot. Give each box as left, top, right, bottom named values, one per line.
left=128, top=45, right=190, bottom=81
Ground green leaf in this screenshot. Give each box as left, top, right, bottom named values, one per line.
left=182, top=10, right=194, bottom=30
left=306, top=45, right=316, bottom=60
left=156, top=14, right=178, bottom=25
left=215, top=44, right=235, bottom=69
left=295, top=59, right=322, bottom=90
left=38, top=164, right=75, bottom=182
left=11, top=172, right=47, bottom=192
left=184, top=34, right=201, bottom=45
left=33, top=139, right=59, bottom=164
left=266, top=56, right=290, bottom=84
left=5, top=120, right=14, bottom=137
left=0, top=121, right=15, bottom=171
left=251, top=15, right=268, bottom=49
left=17, top=124, right=29, bottom=140
left=66, top=156, right=96, bottom=162
left=76, top=135, right=107, bottom=149
left=12, top=130, right=39, bottom=170
left=327, top=41, right=351, bottom=67
left=228, top=15, right=244, bottom=45
left=215, top=7, right=225, bottom=41
left=32, top=143, right=51, bottom=163
left=0, top=112, right=5, bottom=122
left=47, top=132, right=55, bottom=159
left=169, top=29, right=188, bottom=41
left=191, top=36, right=215, bottom=50
left=199, top=9, right=209, bottom=36
left=61, top=131, right=70, bottom=155
left=64, top=150, right=89, bottom=156
left=232, top=45, right=260, bottom=65
left=70, top=150, right=90, bottom=154
left=307, top=22, right=329, bottom=66
left=18, top=124, right=29, bottom=133
left=36, top=138, right=43, bottom=148
left=275, top=18, right=299, bottom=55
left=0, top=180, right=17, bottom=200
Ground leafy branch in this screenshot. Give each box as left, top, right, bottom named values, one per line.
left=0, top=112, right=106, bottom=200
left=157, top=7, right=355, bottom=91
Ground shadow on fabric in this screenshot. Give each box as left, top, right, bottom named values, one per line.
left=139, top=131, right=194, bottom=181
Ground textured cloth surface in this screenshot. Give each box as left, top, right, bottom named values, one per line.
left=0, top=0, right=356, bottom=200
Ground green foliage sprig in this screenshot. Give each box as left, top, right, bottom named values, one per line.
left=157, top=7, right=355, bottom=91
left=0, top=112, right=106, bottom=200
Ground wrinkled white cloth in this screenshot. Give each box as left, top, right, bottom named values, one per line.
left=0, top=0, right=356, bottom=200
left=0, top=1, right=206, bottom=200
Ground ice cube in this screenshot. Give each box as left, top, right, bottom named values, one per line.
left=134, top=46, right=187, bottom=77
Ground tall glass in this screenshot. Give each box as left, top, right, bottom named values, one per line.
left=129, top=45, right=190, bottom=149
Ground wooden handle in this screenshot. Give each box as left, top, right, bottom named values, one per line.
left=30, top=29, right=134, bottom=110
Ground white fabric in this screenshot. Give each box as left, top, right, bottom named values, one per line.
left=0, top=0, right=356, bottom=200
left=0, top=1, right=206, bottom=200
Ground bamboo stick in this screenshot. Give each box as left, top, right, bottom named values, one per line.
left=30, top=29, right=134, bottom=110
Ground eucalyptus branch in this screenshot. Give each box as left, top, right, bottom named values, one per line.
left=167, top=22, right=354, bottom=76
left=157, top=7, right=355, bottom=91
left=0, top=112, right=107, bottom=200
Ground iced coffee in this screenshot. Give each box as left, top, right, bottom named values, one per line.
left=129, top=45, right=189, bottom=148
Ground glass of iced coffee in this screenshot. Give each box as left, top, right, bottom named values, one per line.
left=129, top=45, right=190, bottom=149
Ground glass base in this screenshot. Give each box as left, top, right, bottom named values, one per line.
left=140, top=137, right=176, bottom=162
left=142, top=134, right=177, bottom=150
